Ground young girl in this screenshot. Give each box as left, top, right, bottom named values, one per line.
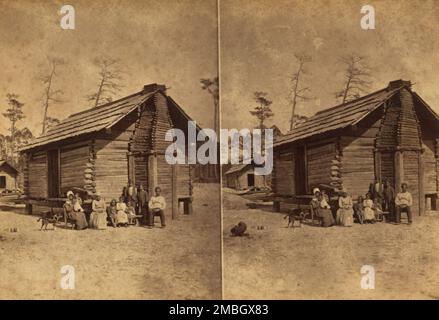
left=116, top=196, right=129, bottom=227
left=363, top=192, right=376, bottom=223
left=126, top=201, right=136, bottom=225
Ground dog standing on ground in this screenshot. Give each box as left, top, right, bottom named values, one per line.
left=284, top=209, right=308, bottom=228
left=37, top=211, right=61, bottom=231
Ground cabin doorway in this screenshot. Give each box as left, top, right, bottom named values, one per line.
left=295, top=146, right=307, bottom=194
left=247, top=173, right=255, bottom=187
left=379, top=151, right=395, bottom=188
left=47, top=149, right=60, bottom=198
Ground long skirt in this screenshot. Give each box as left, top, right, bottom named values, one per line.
left=363, top=207, right=375, bottom=220
left=336, top=208, right=354, bottom=227
left=90, top=211, right=108, bottom=229
left=318, top=208, right=335, bottom=227
left=70, top=211, right=88, bottom=230
left=116, top=210, right=129, bottom=224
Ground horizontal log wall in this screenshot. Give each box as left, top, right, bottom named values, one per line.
left=399, top=89, right=422, bottom=150
left=403, top=151, right=420, bottom=216
left=307, top=142, right=335, bottom=189
left=273, top=151, right=294, bottom=195
left=422, top=140, right=436, bottom=194
left=130, top=103, right=154, bottom=189
left=380, top=151, right=395, bottom=187
left=340, top=136, right=375, bottom=198
left=60, top=142, right=91, bottom=195
left=94, top=114, right=137, bottom=201
left=376, top=97, right=399, bottom=149
left=28, top=151, right=48, bottom=198
left=154, top=92, right=191, bottom=216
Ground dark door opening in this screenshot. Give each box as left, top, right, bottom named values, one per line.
left=0, top=176, right=6, bottom=189
left=47, top=149, right=60, bottom=198
left=247, top=173, right=255, bottom=187
left=295, top=145, right=307, bottom=195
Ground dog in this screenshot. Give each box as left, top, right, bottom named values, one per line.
left=37, top=211, right=61, bottom=231
left=231, top=221, right=248, bottom=237
left=284, top=209, right=309, bottom=228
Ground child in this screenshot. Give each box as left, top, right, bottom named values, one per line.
left=363, top=192, right=376, bottom=224
left=73, top=193, right=84, bottom=212
left=126, top=201, right=136, bottom=225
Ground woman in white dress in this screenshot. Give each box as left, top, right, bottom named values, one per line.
left=116, top=196, right=129, bottom=227
left=363, top=192, right=376, bottom=223
left=336, top=189, right=354, bottom=227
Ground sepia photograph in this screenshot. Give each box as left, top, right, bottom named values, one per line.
left=1, top=0, right=439, bottom=306
left=0, top=0, right=221, bottom=299
left=221, top=0, right=439, bottom=300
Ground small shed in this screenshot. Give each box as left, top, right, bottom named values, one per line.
left=272, top=80, right=439, bottom=217
left=20, top=84, right=197, bottom=219
left=224, top=163, right=265, bottom=190
left=0, top=160, right=18, bottom=192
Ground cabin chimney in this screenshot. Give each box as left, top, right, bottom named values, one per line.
left=388, top=79, right=411, bottom=90
left=143, top=83, right=166, bottom=94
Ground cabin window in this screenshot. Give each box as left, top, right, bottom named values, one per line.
left=0, top=176, right=6, bottom=189
left=47, top=149, right=60, bottom=198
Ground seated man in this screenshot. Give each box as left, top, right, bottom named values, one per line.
left=395, top=183, right=413, bottom=224
left=148, top=187, right=166, bottom=228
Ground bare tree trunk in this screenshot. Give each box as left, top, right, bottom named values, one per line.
left=94, top=77, right=106, bottom=108
left=41, top=64, right=56, bottom=134
left=342, top=76, right=352, bottom=104
left=289, top=62, right=303, bottom=131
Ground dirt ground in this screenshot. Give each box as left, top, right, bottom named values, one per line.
left=223, top=190, right=439, bottom=300
left=0, top=183, right=221, bottom=300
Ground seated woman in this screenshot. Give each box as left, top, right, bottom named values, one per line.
left=336, top=189, right=354, bottom=227
left=90, top=192, right=107, bottom=230
left=126, top=201, right=137, bottom=225
left=116, top=196, right=129, bottom=227
left=107, top=199, right=118, bottom=228
left=363, top=192, right=376, bottom=223
left=310, top=188, right=335, bottom=227
left=65, top=191, right=88, bottom=230
left=353, top=196, right=365, bottom=224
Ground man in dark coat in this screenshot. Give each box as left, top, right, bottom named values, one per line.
left=137, top=184, right=149, bottom=219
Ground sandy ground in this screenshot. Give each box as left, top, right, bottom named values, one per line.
left=223, top=190, right=439, bottom=300
left=0, top=183, right=221, bottom=300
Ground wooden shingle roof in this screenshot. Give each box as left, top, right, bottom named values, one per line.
left=20, top=90, right=157, bottom=151
left=0, top=160, right=18, bottom=173
left=224, top=164, right=251, bottom=175
left=274, top=85, right=405, bottom=147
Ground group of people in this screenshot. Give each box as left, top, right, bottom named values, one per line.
left=63, top=184, right=167, bottom=230
left=310, top=180, right=414, bottom=228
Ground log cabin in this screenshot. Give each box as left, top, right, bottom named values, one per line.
left=224, top=163, right=266, bottom=190
left=272, top=80, right=439, bottom=218
left=0, top=160, right=18, bottom=192
left=20, top=83, right=197, bottom=219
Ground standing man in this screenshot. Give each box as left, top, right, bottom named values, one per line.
left=395, top=183, right=413, bottom=224
left=137, top=184, right=149, bottom=222
left=382, top=179, right=395, bottom=219
left=148, top=186, right=166, bottom=228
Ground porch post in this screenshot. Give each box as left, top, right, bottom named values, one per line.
left=148, top=152, right=158, bottom=196
left=394, top=149, right=404, bottom=193
left=419, top=150, right=425, bottom=216
left=171, top=164, right=178, bottom=219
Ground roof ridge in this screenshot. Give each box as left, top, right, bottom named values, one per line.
left=66, top=90, right=144, bottom=118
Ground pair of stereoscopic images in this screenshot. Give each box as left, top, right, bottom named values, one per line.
left=1, top=0, right=438, bottom=300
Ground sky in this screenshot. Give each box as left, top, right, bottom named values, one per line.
left=220, top=0, right=439, bottom=132
left=0, top=0, right=218, bottom=136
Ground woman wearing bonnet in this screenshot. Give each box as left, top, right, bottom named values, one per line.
left=65, top=190, right=88, bottom=230
left=310, top=188, right=335, bottom=227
